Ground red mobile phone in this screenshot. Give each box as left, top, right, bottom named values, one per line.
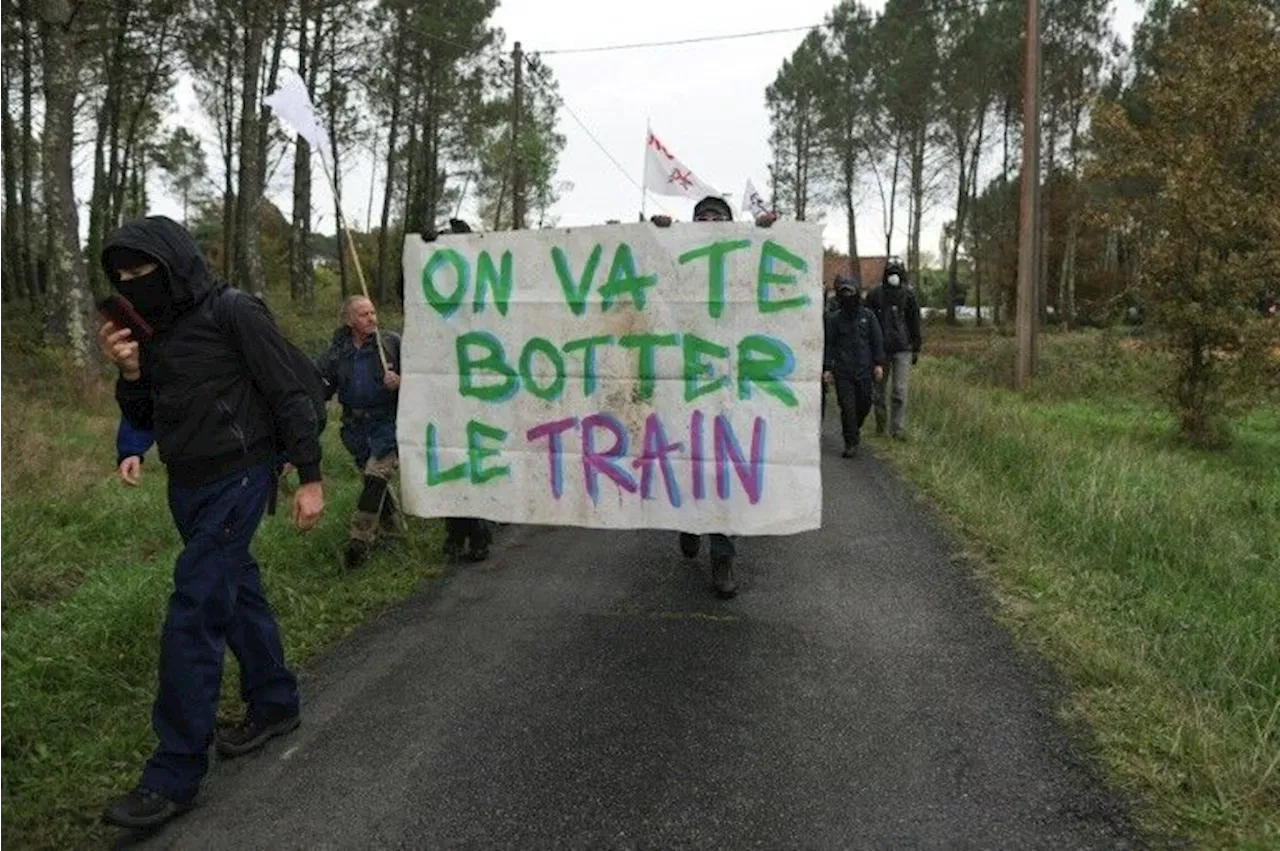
left=96, top=293, right=155, bottom=342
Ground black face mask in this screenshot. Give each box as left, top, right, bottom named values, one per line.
left=116, top=268, right=176, bottom=330
left=839, top=292, right=857, bottom=313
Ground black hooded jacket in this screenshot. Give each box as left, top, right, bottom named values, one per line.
left=105, top=216, right=322, bottom=487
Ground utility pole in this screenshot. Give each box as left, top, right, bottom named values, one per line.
left=1015, top=0, right=1040, bottom=390
left=511, top=41, right=526, bottom=230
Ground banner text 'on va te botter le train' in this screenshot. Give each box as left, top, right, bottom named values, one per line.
left=397, top=221, right=823, bottom=535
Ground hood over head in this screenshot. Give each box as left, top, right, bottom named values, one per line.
left=102, top=216, right=218, bottom=330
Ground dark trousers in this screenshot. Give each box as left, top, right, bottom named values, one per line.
left=834, top=374, right=873, bottom=448
left=680, top=532, right=736, bottom=558
left=142, top=465, right=299, bottom=803
left=445, top=517, right=492, bottom=550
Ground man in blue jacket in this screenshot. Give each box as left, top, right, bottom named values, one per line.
left=316, top=295, right=403, bottom=570
left=824, top=277, right=886, bottom=457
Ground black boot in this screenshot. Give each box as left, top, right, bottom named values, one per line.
left=379, top=494, right=402, bottom=535
left=343, top=538, right=369, bottom=570
left=467, top=520, right=492, bottom=562
left=216, top=707, right=301, bottom=758
left=711, top=555, right=738, bottom=599
left=678, top=533, right=701, bottom=558
left=102, top=786, right=191, bottom=829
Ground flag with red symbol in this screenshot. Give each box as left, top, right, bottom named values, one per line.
left=643, top=126, right=719, bottom=200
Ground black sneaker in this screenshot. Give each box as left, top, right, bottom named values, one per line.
left=711, top=555, right=738, bottom=599
left=443, top=534, right=466, bottom=561
left=102, top=786, right=191, bottom=829
left=343, top=539, right=369, bottom=570
left=215, top=709, right=300, bottom=759
left=842, top=445, right=858, bottom=458
left=678, top=533, right=701, bottom=558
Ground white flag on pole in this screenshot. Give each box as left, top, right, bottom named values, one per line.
left=742, top=178, right=770, bottom=219
left=643, top=127, right=719, bottom=200
left=263, top=69, right=330, bottom=152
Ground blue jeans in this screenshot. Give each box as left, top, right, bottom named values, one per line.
left=341, top=412, right=397, bottom=469
left=141, top=465, right=299, bottom=802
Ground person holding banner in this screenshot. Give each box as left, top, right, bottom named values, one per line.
left=316, top=296, right=404, bottom=570
left=823, top=277, right=886, bottom=457
left=652, top=195, right=777, bottom=599
left=418, top=217, right=495, bottom=563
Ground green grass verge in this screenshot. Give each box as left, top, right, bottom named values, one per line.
left=1, top=310, right=444, bottom=850
left=872, top=331, right=1279, bottom=848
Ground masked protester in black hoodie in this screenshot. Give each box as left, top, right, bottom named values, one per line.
left=823, top=277, right=886, bottom=457
left=97, top=216, right=321, bottom=830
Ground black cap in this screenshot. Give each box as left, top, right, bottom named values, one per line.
left=693, top=196, right=733, bottom=221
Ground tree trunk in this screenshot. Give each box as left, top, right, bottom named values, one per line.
left=1039, top=116, right=1054, bottom=326
left=909, top=123, right=926, bottom=284
left=886, top=133, right=902, bottom=258
left=289, top=0, right=314, bottom=303
left=2, top=53, right=27, bottom=300
left=20, top=0, right=39, bottom=297
left=843, top=146, right=859, bottom=283
left=328, top=25, right=349, bottom=297
left=257, top=4, right=288, bottom=195
left=220, top=42, right=237, bottom=281
left=235, top=7, right=269, bottom=296
left=376, top=14, right=406, bottom=301
left=39, top=0, right=93, bottom=360
left=946, top=123, right=969, bottom=325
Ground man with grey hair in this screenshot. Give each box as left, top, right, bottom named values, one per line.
left=316, top=295, right=403, bottom=569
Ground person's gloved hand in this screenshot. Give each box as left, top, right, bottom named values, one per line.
left=650, top=215, right=673, bottom=228
left=912, top=351, right=920, bottom=365
left=419, top=229, right=439, bottom=243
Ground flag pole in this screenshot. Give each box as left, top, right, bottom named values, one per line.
left=640, top=119, right=650, bottom=221
left=318, top=146, right=390, bottom=372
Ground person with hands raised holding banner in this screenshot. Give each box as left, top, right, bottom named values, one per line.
left=418, top=217, right=495, bottom=563
left=652, top=195, right=776, bottom=599
left=96, top=215, right=321, bottom=831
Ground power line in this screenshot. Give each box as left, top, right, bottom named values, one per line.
left=523, top=61, right=670, bottom=215
left=535, top=0, right=1012, bottom=56
left=539, top=25, right=822, bottom=56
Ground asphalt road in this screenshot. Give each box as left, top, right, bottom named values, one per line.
left=131, top=427, right=1139, bottom=850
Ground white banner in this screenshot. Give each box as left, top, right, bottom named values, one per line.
left=643, top=128, right=720, bottom=200
left=397, top=222, right=823, bottom=535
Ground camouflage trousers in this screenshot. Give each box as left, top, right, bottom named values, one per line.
left=349, top=452, right=400, bottom=543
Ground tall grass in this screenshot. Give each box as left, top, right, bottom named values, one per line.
left=875, top=329, right=1280, bottom=847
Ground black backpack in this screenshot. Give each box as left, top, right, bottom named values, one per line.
left=212, top=288, right=329, bottom=448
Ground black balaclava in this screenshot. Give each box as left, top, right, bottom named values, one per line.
left=104, top=246, right=177, bottom=331
left=837, top=282, right=859, bottom=315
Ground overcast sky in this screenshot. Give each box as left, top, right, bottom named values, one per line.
left=139, top=0, right=1147, bottom=261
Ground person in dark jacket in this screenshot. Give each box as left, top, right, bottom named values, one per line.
left=824, top=277, right=886, bottom=457
left=96, top=216, right=323, bottom=830
left=864, top=258, right=923, bottom=440
left=652, top=195, right=777, bottom=599
left=820, top=288, right=840, bottom=427
left=418, top=217, right=495, bottom=562
left=316, top=295, right=403, bottom=569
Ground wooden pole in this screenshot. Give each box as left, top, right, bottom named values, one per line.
left=1015, top=0, right=1040, bottom=390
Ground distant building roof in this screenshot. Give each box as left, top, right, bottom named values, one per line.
left=823, top=252, right=888, bottom=290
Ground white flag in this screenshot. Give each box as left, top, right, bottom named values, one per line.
left=263, top=69, right=330, bottom=152
left=643, top=128, right=719, bottom=200
left=742, top=178, right=770, bottom=219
